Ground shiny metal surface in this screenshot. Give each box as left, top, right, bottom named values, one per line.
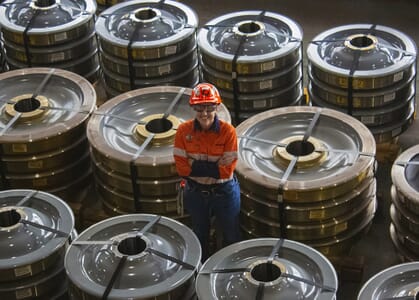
left=310, top=86, right=415, bottom=127
left=0, top=189, right=74, bottom=282
left=0, top=254, right=67, bottom=300
left=236, top=106, right=376, bottom=201
left=3, top=31, right=97, bottom=64
left=65, top=214, right=201, bottom=299
left=241, top=177, right=376, bottom=223
left=95, top=0, right=198, bottom=60
left=235, top=106, right=376, bottom=254
left=308, top=69, right=416, bottom=109
left=357, top=262, right=419, bottom=299
left=201, top=59, right=302, bottom=93
left=198, top=11, right=303, bottom=75
left=100, top=45, right=197, bottom=78
left=198, top=10, right=304, bottom=121
left=307, top=24, right=417, bottom=90
left=0, top=68, right=96, bottom=154
left=390, top=204, right=419, bottom=257
left=391, top=144, right=419, bottom=214
left=1, top=137, right=89, bottom=173
left=0, top=0, right=96, bottom=46
left=196, top=238, right=337, bottom=300
left=102, top=63, right=199, bottom=92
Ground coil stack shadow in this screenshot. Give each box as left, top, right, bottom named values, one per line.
left=0, top=41, right=6, bottom=72
left=196, top=238, right=338, bottom=299
left=390, top=145, right=419, bottom=261
left=357, top=262, right=419, bottom=299
left=197, top=10, right=304, bottom=125
left=95, top=0, right=199, bottom=98
left=65, top=214, right=201, bottom=299
left=0, top=189, right=75, bottom=300
left=86, top=86, right=231, bottom=219
left=0, top=0, right=100, bottom=83
left=0, top=68, right=96, bottom=203
left=235, top=106, right=377, bottom=257
left=307, top=24, right=417, bottom=144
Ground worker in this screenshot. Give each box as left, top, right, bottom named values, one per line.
left=173, top=83, right=241, bottom=261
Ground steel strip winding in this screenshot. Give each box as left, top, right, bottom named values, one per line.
left=0, top=68, right=96, bottom=203
left=86, top=86, right=231, bottom=217
left=390, top=145, right=419, bottom=261
left=307, top=24, right=417, bottom=143
left=0, top=189, right=75, bottom=299
left=95, top=0, right=199, bottom=97
left=357, top=262, right=419, bottom=300
left=197, top=10, right=304, bottom=124
left=235, top=106, right=377, bottom=256
left=0, top=0, right=100, bottom=83
left=65, top=214, right=201, bottom=300
left=196, top=238, right=338, bottom=300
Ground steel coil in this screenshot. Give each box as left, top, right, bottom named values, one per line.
left=357, top=262, right=419, bottom=299
left=390, top=144, right=419, bottom=260
left=196, top=238, right=338, bottom=300
left=96, top=0, right=199, bottom=95
left=0, top=68, right=96, bottom=202
left=87, top=86, right=231, bottom=215
left=235, top=106, right=376, bottom=256
left=198, top=10, right=304, bottom=123
left=307, top=24, right=417, bottom=143
left=65, top=214, right=201, bottom=300
left=0, top=0, right=100, bottom=82
left=0, top=189, right=74, bottom=299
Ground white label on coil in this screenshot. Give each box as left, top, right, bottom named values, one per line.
left=260, top=80, right=272, bottom=90
left=14, top=265, right=32, bottom=277
left=384, top=92, right=396, bottom=103
left=54, top=32, right=68, bottom=42
left=393, top=72, right=403, bottom=82
left=16, top=288, right=33, bottom=299
left=253, top=100, right=267, bottom=109
left=392, top=127, right=402, bottom=137
left=165, top=45, right=177, bottom=56
left=158, top=64, right=172, bottom=75
left=360, top=116, right=375, bottom=125
left=262, top=61, right=276, bottom=71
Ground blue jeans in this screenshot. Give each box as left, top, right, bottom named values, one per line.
left=184, top=177, right=241, bottom=262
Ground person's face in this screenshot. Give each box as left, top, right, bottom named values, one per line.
left=193, top=104, right=217, bottom=130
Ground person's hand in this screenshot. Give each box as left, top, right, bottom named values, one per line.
left=188, top=158, right=194, bottom=166
left=217, top=155, right=235, bottom=166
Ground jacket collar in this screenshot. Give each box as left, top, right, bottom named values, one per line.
left=194, top=114, right=220, bottom=133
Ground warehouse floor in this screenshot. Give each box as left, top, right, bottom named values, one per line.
left=179, top=0, right=419, bottom=299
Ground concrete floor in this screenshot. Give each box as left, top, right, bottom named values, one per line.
left=181, top=0, right=419, bottom=299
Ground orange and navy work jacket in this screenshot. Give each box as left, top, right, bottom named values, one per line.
left=173, top=115, right=238, bottom=185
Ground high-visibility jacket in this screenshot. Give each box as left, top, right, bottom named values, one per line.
left=173, top=116, right=238, bottom=185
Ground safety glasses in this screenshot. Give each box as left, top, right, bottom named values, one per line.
left=193, top=104, right=217, bottom=113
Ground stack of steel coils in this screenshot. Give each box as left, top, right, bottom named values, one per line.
left=0, top=0, right=100, bottom=83
left=236, top=106, right=376, bottom=256
left=196, top=238, right=338, bottom=299
left=87, top=86, right=231, bottom=217
left=357, top=262, right=419, bottom=299
left=307, top=24, right=417, bottom=143
left=198, top=11, right=304, bottom=124
left=65, top=214, right=201, bottom=299
left=96, top=0, right=199, bottom=98
left=0, top=68, right=96, bottom=203
left=390, top=145, right=419, bottom=261
left=0, top=189, right=75, bottom=300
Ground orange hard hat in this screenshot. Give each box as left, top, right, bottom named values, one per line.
left=189, top=83, right=222, bottom=105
